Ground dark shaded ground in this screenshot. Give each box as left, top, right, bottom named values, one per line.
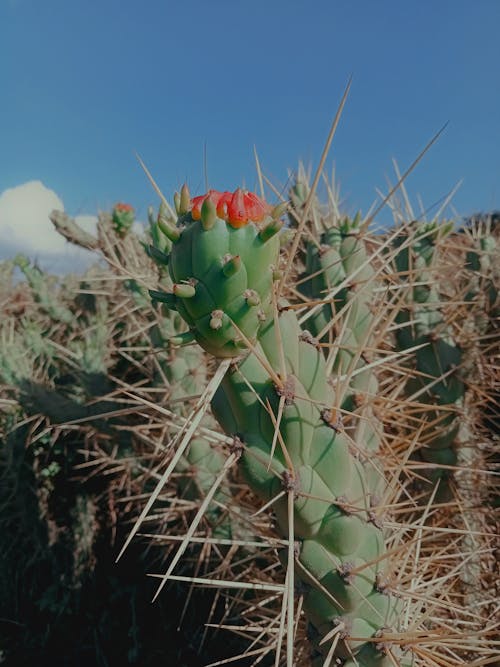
left=0, top=421, right=256, bottom=667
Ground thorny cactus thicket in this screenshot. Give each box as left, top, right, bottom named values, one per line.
left=0, top=172, right=498, bottom=666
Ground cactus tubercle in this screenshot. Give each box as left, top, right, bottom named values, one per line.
left=158, top=215, right=181, bottom=243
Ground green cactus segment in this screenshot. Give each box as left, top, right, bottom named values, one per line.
left=298, top=215, right=383, bottom=464
left=112, top=203, right=135, bottom=236
left=156, top=187, right=408, bottom=663
left=393, top=221, right=464, bottom=483
left=464, top=215, right=500, bottom=435
left=211, top=310, right=407, bottom=665
left=300, top=217, right=372, bottom=359
left=152, top=192, right=281, bottom=358
left=146, top=202, right=176, bottom=259
left=50, top=210, right=99, bottom=249
left=13, top=255, right=74, bottom=325
left=465, top=216, right=500, bottom=322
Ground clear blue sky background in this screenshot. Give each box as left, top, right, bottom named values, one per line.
left=1, top=0, right=499, bottom=225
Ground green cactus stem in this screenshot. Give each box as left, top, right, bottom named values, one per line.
left=290, top=177, right=389, bottom=498
left=211, top=308, right=408, bottom=666
left=153, top=187, right=411, bottom=666
left=13, top=255, right=74, bottom=325
left=50, top=210, right=99, bottom=249
left=392, top=220, right=465, bottom=493
left=112, top=202, right=136, bottom=237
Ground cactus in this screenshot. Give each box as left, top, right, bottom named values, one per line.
left=390, top=220, right=465, bottom=494
left=463, top=212, right=500, bottom=436
left=112, top=202, right=136, bottom=236
left=289, top=175, right=392, bottom=503
left=50, top=210, right=99, bottom=250
left=2, top=167, right=496, bottom=665
left=375, top=194, right=498, bottom=628
left=13, top=254, right=74, bottom=325
left=151, top=185, right=411, bottom=666
left=154, top=186, right=283, bottom=357
left=448, top=213, right=500, bottom=610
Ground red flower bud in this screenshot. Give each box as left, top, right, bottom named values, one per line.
left=189, top=189, right=270, bottom=228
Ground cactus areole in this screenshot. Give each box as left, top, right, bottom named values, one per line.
left=153, top=185, right=283, bottom=357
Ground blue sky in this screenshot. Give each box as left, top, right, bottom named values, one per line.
left=1, top=0, right=499, bottom=267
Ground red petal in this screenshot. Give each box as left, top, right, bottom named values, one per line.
left=190, top=188, right=269, bottom=228
left=191, top=190, right=222, bottom=220
left=216, top=192, right=232, bottom=220
left=243, top=191, right=269, bottom=221
left=115, top=202, right=134, bottom=212
left=190, top=195, right=205, bottom=220
left=227, top=189, right=248, bottom=228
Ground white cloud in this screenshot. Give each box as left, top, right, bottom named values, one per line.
left=74, top=214, right=99, bottom=235
left=0, top=181, right=97, bottom=273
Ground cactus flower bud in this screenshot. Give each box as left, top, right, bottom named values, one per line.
left=189, top=189, right=271, bottom=229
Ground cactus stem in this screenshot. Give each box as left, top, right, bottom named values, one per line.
left=285, top=487, right=296, bottom=667
left=267, top=393, right=287, bottom=471
left=230, top=319, right=284, bottom=388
